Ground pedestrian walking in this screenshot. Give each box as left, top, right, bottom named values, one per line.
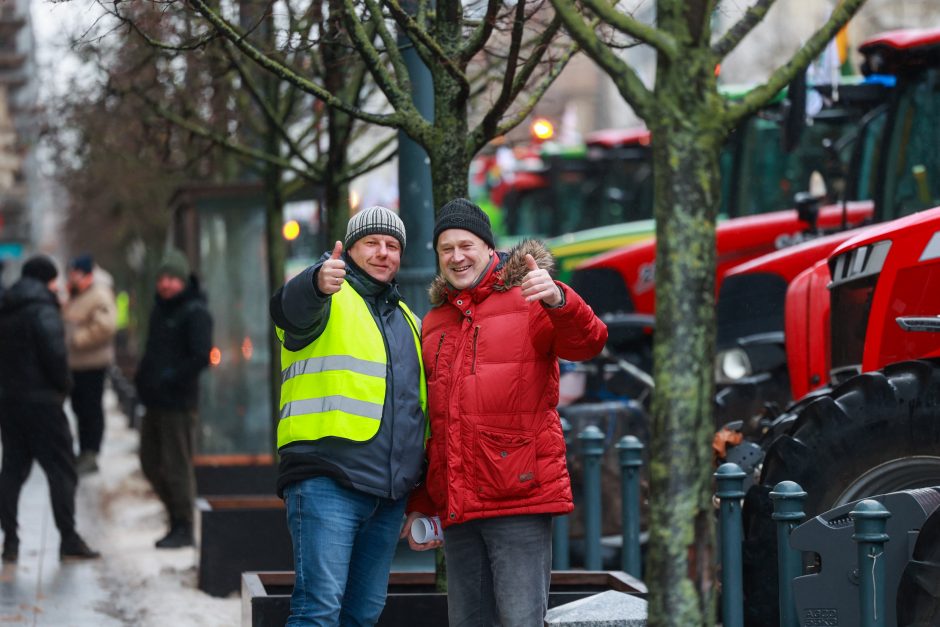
left=269, top=206, right=427, bottom=626
left=0, top=255, right=100, bottom=562
left=403, top=198, right=608, bottom=626
left=134, top=249, right=212, bottom=549
left=63, top=253, right=118, bottom=475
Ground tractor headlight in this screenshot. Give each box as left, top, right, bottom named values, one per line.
left=716, top=348, right=752, bottom=383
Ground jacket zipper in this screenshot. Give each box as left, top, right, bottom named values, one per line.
left=371, top=299, right=395, bottom=499
left=434, top=332, right=446, bottom=376
left=471, top=326, right=480, bottom=374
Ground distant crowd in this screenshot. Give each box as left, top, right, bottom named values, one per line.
left=0, top=249, right=212, bottom=563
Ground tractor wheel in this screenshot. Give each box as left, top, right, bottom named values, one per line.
left=742, top=359, right=940, bottom=627
left=897, top=505, right=940, bottom=627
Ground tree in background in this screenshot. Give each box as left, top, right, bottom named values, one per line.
left=545, top=0, right=867, bottom=624
left=188, top=0, right=582, bottom=209
left=52, top=0, right=398, bottom=423
left=42, top=39, right=217, bottom=364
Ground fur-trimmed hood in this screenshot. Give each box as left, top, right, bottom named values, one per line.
left=428, top=239, right=555, bottom=307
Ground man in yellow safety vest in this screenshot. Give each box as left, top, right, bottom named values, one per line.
left=269, top=205, right=427, bottom=626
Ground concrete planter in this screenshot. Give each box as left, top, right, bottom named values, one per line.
left=197, top=495, right=292, bottom=597
left=194, top=454, right=278, bottom=496
left=241, top=570, right=647, bottom=626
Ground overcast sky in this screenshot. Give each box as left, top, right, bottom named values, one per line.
left=30, top=0, right=108, bottom=100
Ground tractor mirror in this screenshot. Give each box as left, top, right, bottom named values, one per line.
left=795, top=191, right=821, bottom=230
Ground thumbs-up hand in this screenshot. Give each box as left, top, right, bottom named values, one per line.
left=317, top=241, right=347, bottom=295
left=520, top=253, right=562, bottom=306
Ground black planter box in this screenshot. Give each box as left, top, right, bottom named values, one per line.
left=198, top=496, right=293, bottom=597
left=241, top=570, right=647, bottom=627
left=194, top=454, right=278, bottom=496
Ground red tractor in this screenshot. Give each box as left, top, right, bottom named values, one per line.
left=741, top=205, right=940, bottom=626
left=570, top=77, right=890, bottom=379
left=714, top=28, right=940, bottom=428
left=718, top=29, right=940, bottom=625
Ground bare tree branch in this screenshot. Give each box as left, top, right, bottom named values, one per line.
left=459, top=0, right=501, bottom=63
left=186, top=0, right=402, bottom=127
left=223, top=44, right=318, bottom=173
left=726, top=0, right=867, bottom=126
left=141, top=90, right=325, bottom=181
left=383, top=0, right=470, bottom=86
left=711, top=0, right=778, bottom=58
left=579, top=0, right=679, bottom=59
left=486, top=39, right=579, bottom=149
left=549, top=0, right=655, bottom=117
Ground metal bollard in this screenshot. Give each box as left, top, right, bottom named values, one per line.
left=578, top=425, right=605, bottom=570
left=553, top=417, right=571, bottom=570
left=616, top=435, right=643, bottom=577
left=715, top=463, right=746, bottom=627
left=771, top=481, right=807, bottom=627
left=852, top=499, right=891, bottom=627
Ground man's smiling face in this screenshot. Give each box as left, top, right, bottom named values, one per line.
left=435, top=229, right=493, bottom=290
left=348, top=234, right=402, bottom=284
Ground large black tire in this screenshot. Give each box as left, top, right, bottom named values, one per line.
left=742, top=359, right=940, bottom=627
left=897, top=505, right=940, bottom=627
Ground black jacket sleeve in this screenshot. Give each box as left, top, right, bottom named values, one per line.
left=270, top=260, right=332, bottom=351
left=33, top=304, right=71, bottom=395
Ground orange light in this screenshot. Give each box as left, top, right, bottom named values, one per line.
left=282, top=220, right=301, bottom=241
left=349, top=190, right=361, bottom=211
left=531, top=118, right=554, bottom=141
left=241, top=337, right=254, bottom=361
left=209, top=347, right=222, bottom=366
left=714, top=63, right=721, bottom=77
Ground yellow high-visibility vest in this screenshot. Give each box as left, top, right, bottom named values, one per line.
left=275, top=285, right=426, bottom=449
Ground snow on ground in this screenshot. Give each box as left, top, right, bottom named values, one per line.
left=82, top=392, right=241, bottom=626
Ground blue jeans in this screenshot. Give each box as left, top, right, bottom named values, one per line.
left=284, top=476, right=407, bottom=626
left=444, top=514, right=553, bottom=627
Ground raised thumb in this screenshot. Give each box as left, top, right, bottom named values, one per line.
left=330, top=240, right=343, bottom=260
left=524, top=253, right=539, bottom=271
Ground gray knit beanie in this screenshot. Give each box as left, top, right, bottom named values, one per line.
left=344, top=206, right=407, bottom=250
left=433, top=198, right=496, bottom=250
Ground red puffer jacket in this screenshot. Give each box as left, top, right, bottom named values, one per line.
left=408, top=240, right=608, bottom=527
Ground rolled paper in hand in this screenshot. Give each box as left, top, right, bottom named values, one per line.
left=411, top=516, right=443, bottom=543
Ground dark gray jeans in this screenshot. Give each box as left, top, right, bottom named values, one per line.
left=443, top=514, right=553, bottom=627
left=139, top=407, right=196, bottom=524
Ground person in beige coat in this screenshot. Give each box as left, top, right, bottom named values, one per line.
left=63, top=254, right=117, bottom=475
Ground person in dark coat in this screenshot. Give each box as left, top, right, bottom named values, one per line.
left=134, top=249, right=212, bottom=549
left=0, top=255, right=100, bottom=562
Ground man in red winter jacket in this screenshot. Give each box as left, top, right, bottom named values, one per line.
left=403, top=198, right=608, bottom=626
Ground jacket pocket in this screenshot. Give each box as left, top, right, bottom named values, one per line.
left=474, top=427, right=538, bottom=499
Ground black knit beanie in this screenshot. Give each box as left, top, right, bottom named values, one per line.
left=21, top=255, right=59, bottom=283
left=433, top=198, right=496, bottom=250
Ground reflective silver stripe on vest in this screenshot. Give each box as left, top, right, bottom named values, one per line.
left=279, top=396, right=384, bottom=421
left=281, top=355, right=387, bottom=384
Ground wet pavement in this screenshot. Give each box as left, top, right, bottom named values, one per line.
left=0, top=393, right=239, bottom=626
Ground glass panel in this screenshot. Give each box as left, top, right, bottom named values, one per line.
left=197, top=200, right=272, bottom=455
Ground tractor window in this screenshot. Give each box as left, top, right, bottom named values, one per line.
left=729, top=116, right=791, bottom=217
left=503, top=188, right=554, bottom=239
left=849, top=107, right=888, bottom=202
left=578, top=152, right=654, bottom=230
left=883, top=69, right=940, bottom=219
